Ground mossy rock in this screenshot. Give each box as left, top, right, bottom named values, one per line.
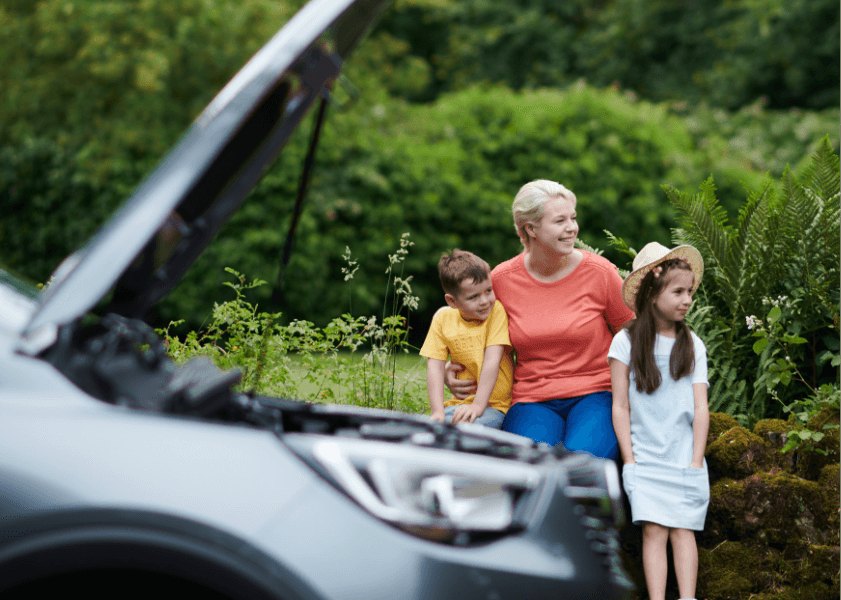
left=791, top=407, right=841, bottom=480
left=754, top=418, right=797, bottom=472
left=698, top=540, right=761, bottom=598
left=699, top=540, right=839, bottom=599
left=794, top=543, right=840, bottom=589
left=753, top=418, right=790, bottom=448
left=739, top=472, right=827, bottom=546
left=707, top=426, right=774, bottom=480
left=748, top=582, right=835, bottom=599
left=703, top=478, right=745, bottom=543
left=818, top=464, right=840, bottom=544
left=708, top=411, right=740, bottom=446
left=706, top=472, right=828, bottom=546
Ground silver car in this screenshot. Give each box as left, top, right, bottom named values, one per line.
left=0, top=0, right=631, bottom=597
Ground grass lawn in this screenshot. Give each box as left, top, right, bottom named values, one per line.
left=279, top=350, right=430, bottom=416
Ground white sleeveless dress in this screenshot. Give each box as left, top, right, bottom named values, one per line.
left=608, top=330, right=710, bottom=530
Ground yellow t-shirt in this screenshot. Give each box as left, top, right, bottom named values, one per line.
left=419, top=300, right=513, bottom=413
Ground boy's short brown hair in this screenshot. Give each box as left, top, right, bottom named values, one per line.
left=437, top=249, right=491, bottom=297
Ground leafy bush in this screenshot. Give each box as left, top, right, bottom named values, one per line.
left=2, top=0, right=837, bottom=338
left=170, top=83, right=706, bottom=336
left=0, top=0, right=296, bottom=182
left=0, top=138, right=119, bottom=282
left=162, top=238, right=426, bottom=414
left=676, top=101, right=839, bottom=217
left=380, top=0, right=839, bottom=110
left=666, top=138, right=839, bottom=424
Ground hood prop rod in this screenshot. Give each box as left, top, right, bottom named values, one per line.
left=270, top=90, right=330, bottom=308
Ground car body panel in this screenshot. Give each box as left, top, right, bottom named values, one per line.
left=0, top=0, right=633, bottom=597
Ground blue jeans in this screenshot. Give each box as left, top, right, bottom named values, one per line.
left=444, top=405, right=506, bottom=429
left=501, top=391, right=618, bottom=459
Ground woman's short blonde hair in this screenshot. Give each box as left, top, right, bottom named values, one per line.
left=512, top=179, right=577, bottom=246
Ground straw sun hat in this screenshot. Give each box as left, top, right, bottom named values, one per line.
left=622, top=242, right=704, bottom=311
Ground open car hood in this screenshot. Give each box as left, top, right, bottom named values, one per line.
left=21, top=0, right=389, bottom=351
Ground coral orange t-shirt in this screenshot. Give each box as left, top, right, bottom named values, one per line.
left=491, top=251, right=634, bottom=405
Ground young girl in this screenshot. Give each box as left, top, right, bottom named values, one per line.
left=608, top=242, right=710, bottom=600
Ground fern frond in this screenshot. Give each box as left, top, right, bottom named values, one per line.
left=732, top=182, right=776, bottom=317
left=807, top=140, right=841, bottom=267
left=602, top=229, right=636, bottom=262
left=664, top=179, right=739, bottom=307
left=807, top=136, right=841, bottom=201
left=774, top=170, right=816, bottom=294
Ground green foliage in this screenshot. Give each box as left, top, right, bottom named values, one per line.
left=749, top=300, right=841, bottom=455
left=0, top=0, right=295, bottom=182
left=161, top=241, right=426, bottom=413
left=578, top=0, right=839, bottom=110
left=0, top=138, right=118, bottom=282
left=195, top=83, right=704, bottom=331
left=676, top=102, right=840, bottom=218
left=665, top=138, right=840, bottom=423
left=380, top=0, right=839, bottom=110
left=779, top=385, right=840, bottom=455
left=2, top=0, right=837, bottom=350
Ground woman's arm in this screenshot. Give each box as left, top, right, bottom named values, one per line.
left=691, top=383, right=709, bottom=468
left=609, top=358, right=635, bottom=464
left=604, top=263, right=635, bottom=333
left=443, top=361, right=477, bottom=399
left=451, top=345, right=504, bottom=424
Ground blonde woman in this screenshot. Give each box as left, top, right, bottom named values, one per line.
left=447, top=179, right=633, bottom=458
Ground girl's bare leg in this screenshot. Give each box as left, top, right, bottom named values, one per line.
left=670, top=528, right=698, bottom=599
left=642, top=522, right=670, bottom=600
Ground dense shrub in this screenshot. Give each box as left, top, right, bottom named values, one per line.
left=668, top=139, right=839, bottom=423
left=380, top=0, right=839, bottom=110
left=2, top=0, right=837, bottom=344
left=0, top=138, right=120, bottom=283
left=167, top=83, right=707, bottom=335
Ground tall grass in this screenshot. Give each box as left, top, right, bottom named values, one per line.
left=161, top=235, right=429, bottom=415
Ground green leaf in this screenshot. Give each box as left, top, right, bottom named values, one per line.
left=752, top=337, right=769, bottom=354
left=767, top=305, right=782, bottom=324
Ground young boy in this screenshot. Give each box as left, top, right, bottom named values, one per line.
left=419, top=250, right=513, bottom=428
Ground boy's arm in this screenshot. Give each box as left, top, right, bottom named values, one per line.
left=426, top=358, right=447, bottom=422
left=609, top=358, right=635, bottom=464
left=451, top=345, right=504, bottom=424
left=691, top=383, right=710, bottom=468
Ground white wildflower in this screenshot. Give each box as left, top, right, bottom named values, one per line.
left=745, top=315, right=761, bottom=330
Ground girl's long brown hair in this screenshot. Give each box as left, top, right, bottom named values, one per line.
left=627, top=259, right=695, bottom=394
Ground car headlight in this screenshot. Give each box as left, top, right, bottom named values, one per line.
left=285, top=434, right=543, bottom=543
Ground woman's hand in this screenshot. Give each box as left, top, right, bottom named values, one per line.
left=444, top=361, right=476, bottom=400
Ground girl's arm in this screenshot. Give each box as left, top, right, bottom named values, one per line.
left=609, top=358, right=635, bottom=464
left=451, top=345, right=504, bottom=424
left=691, top=383, right=710, bottom=468
left=426, top=358, right=447, bottom=422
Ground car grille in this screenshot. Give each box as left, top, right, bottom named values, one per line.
left=561, top=453, right=633, bottom=590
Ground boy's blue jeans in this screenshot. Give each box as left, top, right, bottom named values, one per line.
left=444, top=405, right=506, bottom=429
left=501, top=391, right=619, bottom=459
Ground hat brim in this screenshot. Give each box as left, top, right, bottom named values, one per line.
left=621, top=245, right=704, bottom=311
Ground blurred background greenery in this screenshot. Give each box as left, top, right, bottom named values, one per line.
left=1, top=0, right=838, bottom=340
